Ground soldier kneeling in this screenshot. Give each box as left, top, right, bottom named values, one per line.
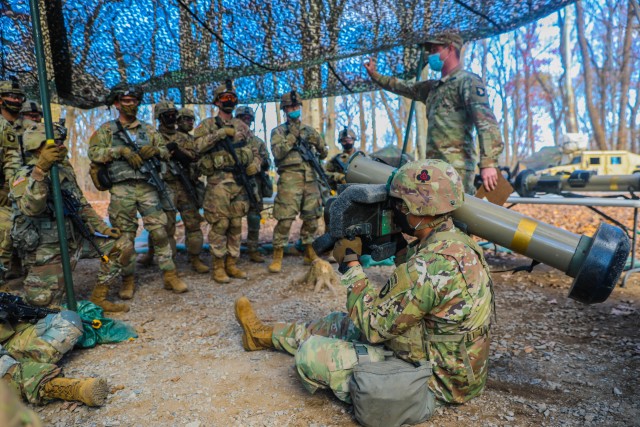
left=10, top=123, right=132, bottom=312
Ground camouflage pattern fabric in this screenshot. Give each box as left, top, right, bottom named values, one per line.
left=325, top=150, right=354, bottom=191
left=0, top=380, right=43, bottom=426
left=246, top=134, right=270, bottom=251
left=10, top=165, right=134, bottom=307
left=0, top=117, right=23, bottom=273
left=1, top=311, right=83, bottom=405
left=89, top=118, right=174, bottom=276
left=195, top=116, right=260, bottom=259
left=270, top=120, right=328, bottom=248
left=272, top=218, right=492, bottom=404
left=372, top=67, right=504, bottom=194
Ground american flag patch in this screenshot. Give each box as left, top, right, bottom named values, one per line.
left=12, top=176, right=25, bottom=187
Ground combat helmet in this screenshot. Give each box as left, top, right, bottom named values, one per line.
left=280, top=90, right=302, bottom=109
left=154, top=99, right=177, bottom=120
left=338, top=126, right=357, bottom=142
left=21, top=100, right=43, bottom=115
left=177, top=108, right=195, bottom=120
left=235, top=106, right=255, bottom=120
left=389, top=159, right=464, bottom=216
left=0, top=78, right=26, bottom=113
left=213, top=80, right=237, bottom=102
left=22, top=122, right=65, bottom=152
left=106, top=83, right=143, bottom=106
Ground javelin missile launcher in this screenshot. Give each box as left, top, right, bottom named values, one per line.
left=514, top=169, right=640, bottom=197
left=313, top=154, right=630, bottom=305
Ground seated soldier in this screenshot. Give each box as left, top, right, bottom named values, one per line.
left=10, top=123, right=132, bottom=312
left=234, top=160, right=493, bottom=424
left=1, top=299, right=108, bottom=407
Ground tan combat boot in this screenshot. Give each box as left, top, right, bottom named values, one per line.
left=119, top=275, right=136, bottom=300
left=268, top=247, right=284, bottom=273
left=90, top=284, right=130, bottom=312
left=225, top=256, right=247, bottom=279
left=42, top=377, right=109, bottom=407
left=248, top=249, right=265, bottom=263
left=212, top=257, right=230, bottom=283
left=303, top=244, right=318, bottom=265
left=189, top=255, right=210, bottom=274
left=234, top=297, right=274, bottom=351
left=162, top=270, right=188, bottom=293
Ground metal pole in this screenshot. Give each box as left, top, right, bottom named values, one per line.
left=28, top=0, right=77, bottom=310
left=399, top=46, right=426, bottom=167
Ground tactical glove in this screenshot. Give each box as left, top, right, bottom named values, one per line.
left=120, top=147, right=143, bottom=169
left=165, top=142, right=178, bottom=152
left=102, top=227, right=122, bottom=239
left=139, top=145, right=160, bottom=160
left=332, top=237, right=362, bottom=264
left=285, top=133, right=297, bottom=147
left=245, top=163, right=259, bottom=176
left=238, top=148, right=253, bottom=166
left=216, top=127, right=235, bottom=140
left=36, top=144, right=63, bottom=172
left=59, top=145, right=69, bottom=160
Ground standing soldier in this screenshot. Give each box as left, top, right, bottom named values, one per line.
left=20, top=100, right=43, bottom=123
left=364, top=31, right=504, bottom=194
left=235, top=106, right=271, bottom=263
left=88, top=83, right=187, bottom=298
left=268, top=90, right=328, bottom=273
left=11, top=123, right=132, bottom=312
left=194, top=81, right=261, bottom=283
left=141, top=100, right=209, bottom=273
left=325, top=126, right=357, bottom=191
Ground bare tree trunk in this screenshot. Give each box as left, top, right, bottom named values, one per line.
left=370, top=92, right=378, bottom=152
left=576, top=1, right=608, bottom=149
left=512, top=32, right=522, bottom=158
left=379, top=91, right=403, bottom=145
left=616, top=2, right=634, bottom=150
left=559, top=8, right=579, bottom=133
left=358, top=93, right=367, bottom=151
left=178, top=0, right=196, bottom=103
left=325, top=96, right=337, bottom=153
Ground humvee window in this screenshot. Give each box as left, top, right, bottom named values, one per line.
left=589, top=157, right=601, bottom=165
left=610, top=157, right=622, bottom=165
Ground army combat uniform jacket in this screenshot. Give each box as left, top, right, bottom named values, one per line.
left=325, top=150, right=354, bottom=191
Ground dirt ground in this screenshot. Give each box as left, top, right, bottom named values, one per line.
left=10, top=206, right=640, bottom=427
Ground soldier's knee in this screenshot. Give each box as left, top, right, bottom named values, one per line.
left=211, top=218, right=229, bottom=235
left=149, top=228, right=170, bottom=248
left=35, top=311, right=84, bottom=354
left=247, top=213, right=261, bottom=231
left=23, top=279, right=56, bottom=308
left=228, top=217, right=242, bottom=234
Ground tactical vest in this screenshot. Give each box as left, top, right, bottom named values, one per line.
left=383, top=229, right=492, bottom=384
left=107, top=120, right=153, bottom=184
left=199, top=117, right=248, bottom=176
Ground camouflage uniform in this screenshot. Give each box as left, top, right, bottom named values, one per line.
left=325, top=128, right=358, bottom=191
left=260, top=160, right=493, bottom=405
left=0, top=310, right=83, bottom=404
left=0, top=118, right=21, bottom=275
left=88, top=119, right=175, bottom=276
left=270, top=105, right=328, bottom=249
left=0, top=380, right=43, bottom=426
left=370, top=38, right=503, bottom=194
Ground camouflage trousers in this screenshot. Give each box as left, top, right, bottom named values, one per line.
left=273, top=169, right=323, bottom=248
left=0, top=381, right=42, bottom=426
left=457, top=168, right=476, bottom=195
left=22, top=227, right=133, bottom=307
left=165, top=180, right=204, bottom=256
left=203, top=175, right=249, bottom=259
left=272, top=312, right=388, bottom=404
left=108, top=181, right=175, bottom=275
left=1, top=311, right=83, bottom=404
left=0, top=206, right=11, bottom=274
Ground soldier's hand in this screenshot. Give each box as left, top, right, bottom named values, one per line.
left=480, top=167, right=498, bottom=192
left=121, top=147, right=143, bottom=169
left=363, top=56, right=378, bottom=77
left=165, top=142, right=178, bottom=152
left=102, top=227, right=122, bottom=239
left=36, top=143, right=63, bottom=172
left=139, top=145, right=160, bottom=160
left=238, top=148, right=253, bottom=166
left=245, top=163, right=259, bottom=176
left=59, top=145, right=69, bottom=160
left=216, top=127, right=235, bottom=140
left=332, top=237, right=362, bottom=264
left=285, top=133, right=297, bottom=146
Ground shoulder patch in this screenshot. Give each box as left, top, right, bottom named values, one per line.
left=12, top=176, right=25, bottom=187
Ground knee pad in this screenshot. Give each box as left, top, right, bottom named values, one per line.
left=228, top=217, right=242, bottom=234
left=149, top=228, right=170, bottom=248
left=247, top=213, right=262, bottom=231
left=35, top=311, right=83, bottom=354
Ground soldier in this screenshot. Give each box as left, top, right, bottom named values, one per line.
left=235, top=105, right=271, bottom=263
left=1, top=301, right=108, bottom=407
left=325, top=126, right=357, bottom=191
left=88, top=83, right=187, bottom=298
left=235, top=159, right=493, bottom=415
left=0, top=79, right=25, bottom=127
left=194, top=81, right=261, bottom=283
left=139, top=101, right=209, bottom=274
left=268, top=90, right=328, bottom=273
left=364, top=31, right=504, bottom=194
left=11, top=123, right=133, bottom=312
left=20, top=100, right=43, bottom=123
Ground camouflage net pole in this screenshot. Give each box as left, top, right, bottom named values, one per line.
left=28, top=0, right=76, bottom=310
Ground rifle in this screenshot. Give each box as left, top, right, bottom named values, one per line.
left=0, top=292, right=102, bottom=328
left=292, top=135, right=332, bottom=203
left=114, top=121, right=176, bottom=211
left=168, top=158, right=202, bottom=208
left=48, top=189, right=109, bottom=263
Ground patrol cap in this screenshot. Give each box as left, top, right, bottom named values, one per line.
left=280, top=90, right=302, bottom=109
left=21, top=100, right=43, bottom=115
left=177, top=107, right=195, bottom=120
left=389, top=159, right=464, bottom=216
left=235, top=106, right=255, bottom=119
left=423, top=31, right=464, bottom=50
left=154, top=99, right=177, bottom=120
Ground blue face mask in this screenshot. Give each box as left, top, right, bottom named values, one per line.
left=287, top=110, right=301, bottom=120
left=428, top=52, right=444, bottom=72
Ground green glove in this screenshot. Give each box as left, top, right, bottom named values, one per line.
left=332, top=237, right=362, bottom=264
left=120, top=147, right=143, bottom=169
left=139, top=145, right=160, bottom=160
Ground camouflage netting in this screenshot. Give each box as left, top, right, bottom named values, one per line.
left=1, top=0, right=575, bottom=109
